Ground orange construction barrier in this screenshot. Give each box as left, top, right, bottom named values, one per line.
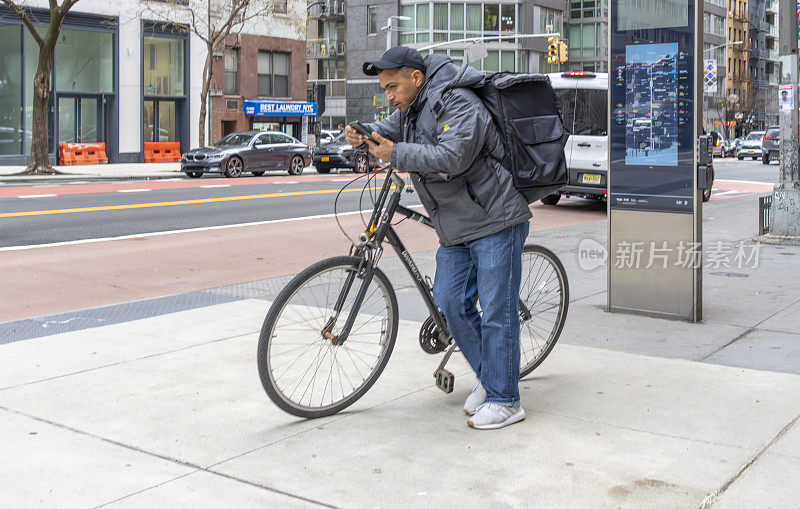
left=144, top=142, right=182, bottom=163
left=59, top=142, right=108, bottom=165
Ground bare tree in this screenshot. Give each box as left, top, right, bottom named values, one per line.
left=141, top=0, right=298, bottom=147
left=2, top=0, right=81, bottom=174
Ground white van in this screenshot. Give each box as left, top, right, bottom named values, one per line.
left=544, top=71, right=608, bottom=205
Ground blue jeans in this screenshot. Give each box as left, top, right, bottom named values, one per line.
left=432, top=222, right=529, bottom=405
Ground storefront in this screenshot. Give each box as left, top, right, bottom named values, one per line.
left=244, top=100, right=318, bottom=143
left=0, top=8, right=118, bottom=165
left=141, top=21, right=189, bottom=157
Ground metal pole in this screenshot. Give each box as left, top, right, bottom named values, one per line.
left=771, top=0, right=800, bottom=238
left=386, top=17, right=392, bottom=51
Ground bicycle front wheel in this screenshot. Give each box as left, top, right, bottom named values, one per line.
left=519, top=245, right=569, bottom=378
left=257, top=256, right=398, bottom=418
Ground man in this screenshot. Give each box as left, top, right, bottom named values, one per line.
left=344, top=46, right=532, bottom=430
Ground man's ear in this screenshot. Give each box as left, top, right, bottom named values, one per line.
left=413, top=69, right=425, bottom=87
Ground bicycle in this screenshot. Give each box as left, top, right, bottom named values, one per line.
left=257, top=164, right=569, bottom=418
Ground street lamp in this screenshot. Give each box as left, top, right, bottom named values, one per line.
left=703, top=40, right=744, bottom=54
left=382, top=15, right=411, bottom=51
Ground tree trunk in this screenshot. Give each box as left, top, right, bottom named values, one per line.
left=24, top=36, right=59, bottom=175
left=198, top=48, right=213, bottom=148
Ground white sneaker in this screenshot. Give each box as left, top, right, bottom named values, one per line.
left=467, top=403, right=525, bottom=430
left=463, top=382, right=487, bottom=416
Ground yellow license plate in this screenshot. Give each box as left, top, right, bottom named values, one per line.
left=748, top=151, right=754, bottom=155
left=321, top=156, right=330, bottom=162
left=582, top=173, right=602, bottom=185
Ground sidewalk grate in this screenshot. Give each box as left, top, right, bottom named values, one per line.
left=0, top=290, right=241, bottom=345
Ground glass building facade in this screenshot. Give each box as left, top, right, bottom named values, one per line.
left=0, top=9, right=116, bottom=164
left=398, top=2, right=524, bottom=72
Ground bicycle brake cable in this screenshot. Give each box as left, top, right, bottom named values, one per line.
left=333, top=170, right=372, bottom=247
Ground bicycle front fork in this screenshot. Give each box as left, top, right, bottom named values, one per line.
left=322, top=252, right=377, bottom=346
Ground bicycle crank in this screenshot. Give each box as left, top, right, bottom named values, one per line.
left=418, top=316, right=450, bottom=354
left=433, top=342, right=459, bottom=393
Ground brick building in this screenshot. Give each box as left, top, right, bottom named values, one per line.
left=208, top=33, right=308, bottom=143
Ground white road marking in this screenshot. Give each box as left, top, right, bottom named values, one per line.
left=716, top=178, right=774, bottom=185
left=714, top=190, right=741, bottom=196
left=200, top=184, right=231, bottom=188
left=117, top=189, right=151, bottom=193
left=0, top=204, right=425, bottom=252
left=283, top=181, right=299, bottom=184
left=332, top=178, right=352, bottom=182
left=18, top=194, right=57, bottom=198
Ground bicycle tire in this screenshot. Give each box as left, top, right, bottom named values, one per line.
left=518, top=245, right=569, bottom=379
left=257, top=256, right=399, bottom=418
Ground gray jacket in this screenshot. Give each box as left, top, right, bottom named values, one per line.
left=367, top=55, right=531, bottom=247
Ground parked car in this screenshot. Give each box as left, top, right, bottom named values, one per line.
left=313, top=131, right=376, bottom=173
left=181, top=130, right=311, bottom=178
left=542, top=71, right=609, bottom=205
left=761, top=126, right=779, bottom=164
left=318, top=129, right=340, bottom=145
left=709, top=131, right=725, bottom=158
left=737, top=131, right=765, bottom=160
left=722, top=138, right=738, bottom=157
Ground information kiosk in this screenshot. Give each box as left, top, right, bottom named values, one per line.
left=608, top=0, right=703, bottom=321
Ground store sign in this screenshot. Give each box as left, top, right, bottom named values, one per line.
left=244, top=100, right=318, bottom=117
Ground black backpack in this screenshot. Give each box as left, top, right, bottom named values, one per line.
left=448, top=70, right=570, bottom=203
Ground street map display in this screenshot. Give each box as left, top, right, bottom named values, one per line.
left=624, top=43, right=680, bottom=167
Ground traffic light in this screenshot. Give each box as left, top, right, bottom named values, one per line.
left=547, top=36, right=558, bottom=65
left=558, top=42, right=568, bottom=64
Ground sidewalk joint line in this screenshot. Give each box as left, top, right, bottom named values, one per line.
left=700, top=296, right=800, bottom=361
left=0, top=405, right=337, bottom=508
left=699, top=411, right=800, bottom=508
left=205, top=385, right=435, bottom=472
left=534, top=409, right=758, bottom=452
left=0, top=330, right=259, bottom=393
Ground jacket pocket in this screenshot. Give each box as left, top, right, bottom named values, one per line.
left=426, top=179, right=489, bottom=234
left=507, top=114, right=569, bottom=187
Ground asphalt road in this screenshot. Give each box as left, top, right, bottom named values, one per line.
left=0, top=174, right=423, bottom=247
left=712, top=156, right=781, bottom=183
left=0, top=157, right=775, bottom=248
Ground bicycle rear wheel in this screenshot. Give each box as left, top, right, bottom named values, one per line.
left=518, top=245, right=569, bottom=378
left=257, top=256, right=398, bottom=418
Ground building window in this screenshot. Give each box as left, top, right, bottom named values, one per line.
left=368, top=6, right=378, bottom=35
left=144, top=36, right=185, bottom=96
left=258, top=51, right=290, bottom=98
left=224, top=48, right=238, bottom=95
left=0, top=24, right=23, bottom=155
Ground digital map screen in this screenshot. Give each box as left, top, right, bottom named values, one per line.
left=610, top=38, right=694, bottom=212
left=624, top=43, right=680, bottom=167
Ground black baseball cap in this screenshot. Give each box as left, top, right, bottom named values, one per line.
left=363, top=46, right=426, bottom=76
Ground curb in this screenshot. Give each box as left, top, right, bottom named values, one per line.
left=0, top=174, right=184, bottom=183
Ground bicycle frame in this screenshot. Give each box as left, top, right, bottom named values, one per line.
left=324, top=166, right=452, bottom=348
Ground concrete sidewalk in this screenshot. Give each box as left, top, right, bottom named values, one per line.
left=0, top=162, right=182, bottom=180
left=1, top=193, right=798, bottom=507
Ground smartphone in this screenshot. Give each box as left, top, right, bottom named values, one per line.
left=348, top=121, right=377, bottom=144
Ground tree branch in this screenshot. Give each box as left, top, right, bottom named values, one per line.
left=2, top=0, right=44, bottom=46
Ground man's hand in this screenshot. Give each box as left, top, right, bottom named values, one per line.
left=366, top=131, right=394, bottom=162
left=344, top=126, right=365, bottom=148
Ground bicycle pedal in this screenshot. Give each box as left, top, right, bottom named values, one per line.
left=434, top=369, right=454, bottom=394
